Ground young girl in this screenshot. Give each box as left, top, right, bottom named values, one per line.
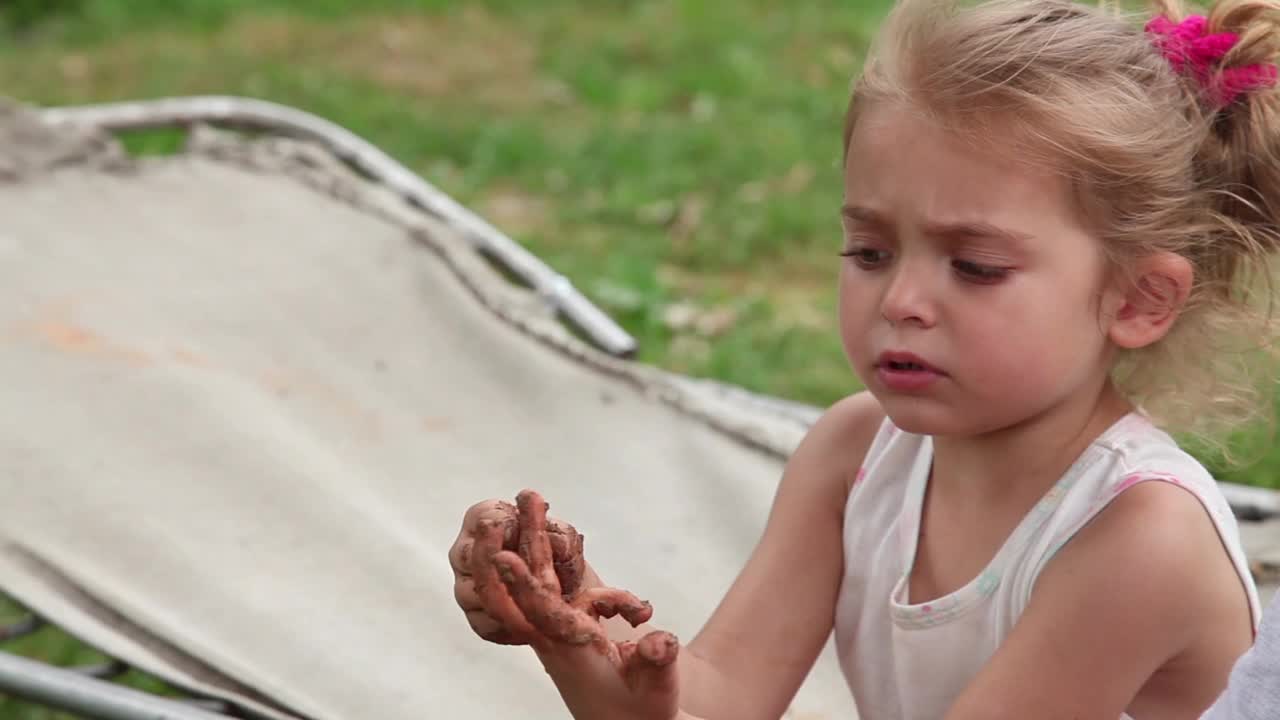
left=449, top=0, right=1280, bottom=717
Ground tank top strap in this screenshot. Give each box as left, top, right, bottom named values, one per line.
left=1014, top=413, right=1262, bottom=633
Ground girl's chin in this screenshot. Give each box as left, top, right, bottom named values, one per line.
left=872, top=393, right=998, bottom=438
left=872, top=396, right=949, bottom=433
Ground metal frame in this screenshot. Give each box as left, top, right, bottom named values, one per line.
left=38, top=96, right=638, bottom=359
left=0, top=604, right=245, bottom=718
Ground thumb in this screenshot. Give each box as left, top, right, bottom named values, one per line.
left=619, top=630, right=680, bottom=696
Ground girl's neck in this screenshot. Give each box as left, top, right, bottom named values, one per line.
left=928, top=380, right=1134, bottom=506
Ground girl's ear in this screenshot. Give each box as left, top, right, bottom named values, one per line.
left=1104, top=252, right=1194, bottom=350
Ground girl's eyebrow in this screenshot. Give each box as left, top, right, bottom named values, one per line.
left=840, top=204, right=1036, bottom=245
left=840, top=204, right=891, bottom=228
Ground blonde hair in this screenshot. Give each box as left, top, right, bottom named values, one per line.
left=845, top=0, right=1280, bottom=452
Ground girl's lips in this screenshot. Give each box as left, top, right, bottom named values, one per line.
left=875, top=351, right=943, bottom=374
left=874, top=351, right=944, bottom=392
left=876, top=365, right=942, bottom=392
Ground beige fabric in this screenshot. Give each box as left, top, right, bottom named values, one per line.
left=0, top=109, right=857, bottom=719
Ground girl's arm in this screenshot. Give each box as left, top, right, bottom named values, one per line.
left=590, top=391, right=885, bottom=720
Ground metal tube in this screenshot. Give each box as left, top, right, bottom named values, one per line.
left=37, top=96, right=638, bottom=358
left=0, top=649, right=230, bottom=720
left=0, top=614, right=43, bottom=642
left=1221, top=482, right=1280, bottom=521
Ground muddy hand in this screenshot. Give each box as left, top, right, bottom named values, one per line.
left=450, top=495, right=586, bottom=645
left=480, top=490, right=681, bottom=720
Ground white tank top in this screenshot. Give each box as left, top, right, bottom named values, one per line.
left=832, top=413, right=1261, bottom=720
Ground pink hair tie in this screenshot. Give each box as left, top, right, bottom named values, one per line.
left=1145, top=14, right=1279, bottom=108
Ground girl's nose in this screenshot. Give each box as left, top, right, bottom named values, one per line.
left=879, top=261, right=936, bottom=328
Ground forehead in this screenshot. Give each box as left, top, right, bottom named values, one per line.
left=843, top=102, right=1088, bottom=239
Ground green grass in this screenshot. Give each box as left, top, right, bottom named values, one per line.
left=0, top=597, right=180, bottom=718
left=0, top=0, right=1277, bottom=714
left=0, top=0, right=883, bottom=407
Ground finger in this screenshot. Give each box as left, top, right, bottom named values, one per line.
left=547, top=520, right=586, bottom=597
left=454, top=577, right=483, bottom=613
left=462, top=499, right=517, bottom=529
left=570, top=588, right=653, bottom=627
left=620, top=631, right=680, bottom=695
left=493, top=503, right=520, bottom=553
left=493, top=550, right=605, bottom=650
left=448, top=538, right=474, bottom=577
left=471, top=519, right=538, bottom=638
left=515, top=490, right=560, bottom=592
left=466, top=610, right=528, bottom=646
left=456, top=566, right=529, bottom=644
left=452, top=500, right=517, bottom=574
left=637, top=631, right=679, bottom=666
left=500, top=509, right=519, bottom=551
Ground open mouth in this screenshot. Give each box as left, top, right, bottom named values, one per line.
left=876, top=353, right=942, bottom=391
left=875, top=352, right=943, bottom=382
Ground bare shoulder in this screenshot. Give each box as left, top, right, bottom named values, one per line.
left=1081, top=481, right=1253, bottom=651
left=1047, top=480, right=1253, bottom=711
left=811, top=390, right=886, bottom=443
left=792, top=390, right=886, bottom=496
left=1058, top=479, right=1253, bottom=633
left=947, top=479, right=1254, bottom=718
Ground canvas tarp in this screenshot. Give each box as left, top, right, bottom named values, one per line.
left=0, top=101, right=859, bottom=719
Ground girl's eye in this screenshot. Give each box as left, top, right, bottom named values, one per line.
left=840, top=247, right=889, bottom=269
left=952, top=259, right=1011, bottom=284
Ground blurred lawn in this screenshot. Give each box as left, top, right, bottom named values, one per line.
left=0, top=0, right=1276, bottom=715
left=1, top=0, right=887, bottom=406
left=0, top=598, right=180, bottom=719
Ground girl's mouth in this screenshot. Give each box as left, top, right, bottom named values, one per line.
left=875, top=351, right=944, bottom=392
left=875, top=351, right=942, bottom=374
